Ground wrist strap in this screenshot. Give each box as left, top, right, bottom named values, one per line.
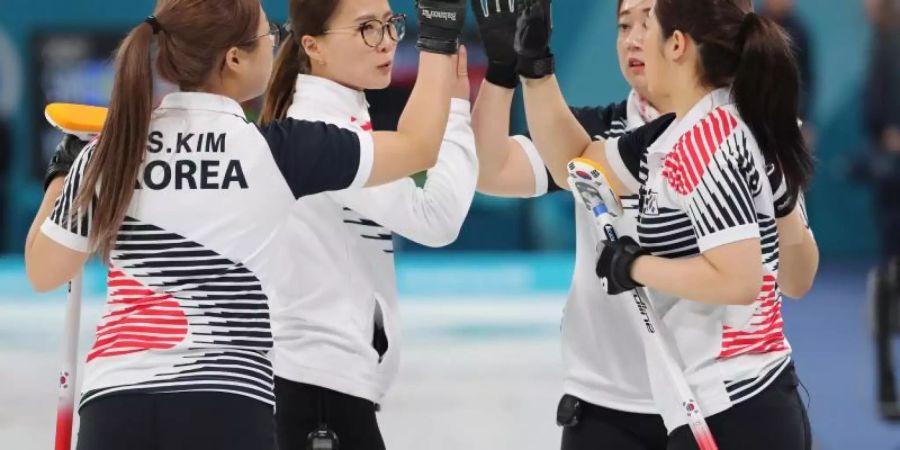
left=485, top=63, right=519, bottom=89
left=517, top=54, right=555, bottom=79
left=416, top=37, right=459, bottom=55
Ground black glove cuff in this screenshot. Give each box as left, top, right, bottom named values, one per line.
left=43, top=166, right=70, bottom=192
left=416, top=36, right=459, bottom=55
left=516, top=54, right=555, bottom=79
left=614, top=243, right=649, bottom=290
left=44, top=134, right=92, bottom=191
left=774, top=193, right=798, bottom=219
left=485, top=63, right=519, bottom=89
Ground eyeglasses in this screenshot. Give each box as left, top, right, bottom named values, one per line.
left=240, top=22, right=281, bottom=49
left=323, top=14, right=406, bottom=48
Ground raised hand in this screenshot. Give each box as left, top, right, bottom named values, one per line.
left=514, top=0, right=554, bottom=79
left=472, top=0, right=524, bottom=88
left=452, top=45, right=471, bottom=100
left=416, top=0, right=468, bottom=55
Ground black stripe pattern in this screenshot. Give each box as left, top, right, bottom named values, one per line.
left=80, top=217, right=274, bottom=407
left=683, top=131, right=759, bottom=240
left=637, top=127, right=765, bottom=259
left=49, top=144, right=97, bottom=239
left=637, top=108, right=790, bottom=364
left=725, top=356, right=791, bottom=404
left=341, top=207, right=394, bottom=254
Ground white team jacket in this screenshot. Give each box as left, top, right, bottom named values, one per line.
left=271, top=74, right=478, bottom=402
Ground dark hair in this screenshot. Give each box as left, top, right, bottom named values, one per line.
left=876, top=0, right=900, bottom=27
left=655, top=0, right=813, bottom=200
left=259, top=0, right=341, bottom=125
left=75, top=0, right=263, bottom=261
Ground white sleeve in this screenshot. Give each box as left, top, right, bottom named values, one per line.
left=40, top=144, right=96, bottom=253
left=797, top=194, right=811, bottom=231
left=331, top=99, right=478, bottom=248
left=670, top=128, right=760, bottom=253
left=510, top=135, right=549, bottom=197
left=350, top=131, right=375, bottom=189
left=603, top=137, right=643, bottom=193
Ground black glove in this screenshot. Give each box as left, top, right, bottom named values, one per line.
left=514, top=0, right=554, bottom=79
left=766, top=162, right=801, bottom=218
left=472, top=0, right=523, bottom=88
left=44, top=134, right=89, bottom=191
left=416, top=0, right=467, bottom=55
left=595, top=236, right=649, bottom=295
left=616, top=113, right=676, bottom=158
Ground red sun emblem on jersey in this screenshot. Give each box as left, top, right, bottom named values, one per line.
left=87, top=270, right=188, bottom=362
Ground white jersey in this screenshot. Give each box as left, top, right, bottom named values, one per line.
left=271, top=75, right=477, bottom=402
left=517, top=91, right=660, bottom=413
left=607, top=88, right=792, bottom=431
left=40, top=92, right=373, bottom=408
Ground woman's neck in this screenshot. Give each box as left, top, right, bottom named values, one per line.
left=197, top=78, right=243, bottom=104
left=309, top=66, right=364, bottom=92
left=670, top=81, right=713, bottom=118
left=633, top=87, right=672, bottom=114
left=639, top=90, right=672, bottom=115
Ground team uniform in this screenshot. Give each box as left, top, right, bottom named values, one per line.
left=41, top=92, right=375, bottom=450
left=606, top=88, right=811, bottom=449
left=270, top=74, right=478, bottom=450
left=515, top=90, right=668, bottom=450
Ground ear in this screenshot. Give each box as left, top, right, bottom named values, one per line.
left=667, top=29, right=689, bottom=61
left=222, top=47, right=243, bottom=74
left=301, top=35, right=325, bottom=67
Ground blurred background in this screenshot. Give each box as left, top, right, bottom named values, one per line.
left=1, top=0, right=900, bottom=448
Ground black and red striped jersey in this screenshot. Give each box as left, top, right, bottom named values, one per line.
left=606, top=88, right=793, bottom=432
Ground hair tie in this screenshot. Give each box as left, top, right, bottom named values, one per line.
left=282, top=22, right=303, bottom=46
left=738, top=12, right=760, bottom=47
left=144, top=16, right=162, bottom=35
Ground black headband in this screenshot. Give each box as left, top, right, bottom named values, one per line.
left=144, top=16, right=162, bottom=34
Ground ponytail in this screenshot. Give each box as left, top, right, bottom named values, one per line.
left=260, top=35, right=310, bottom=125
left=75, top=22, right=155, bottom=261
left=733, top=13, right=814, bottom=199
left=655, top=0, right=815, bottom=203
left=73, top=0, right=262, bottom=262
left=259, top=0, right=341, bottom=126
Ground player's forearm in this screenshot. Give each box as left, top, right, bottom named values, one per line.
left=26, top=178, right=64, bottom=256
left=25, top=178, right=66, bottom=291
left=521, top=76, right=592, bottom=188
left=472, top=81, right=516, bottom=186
left=776, top=209, right=818, bottom=298
left=632, top=241, right=763, bottom=306
left=396, top=52, right=456, bottom=167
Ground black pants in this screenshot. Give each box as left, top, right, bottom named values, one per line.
left=668, top=364, right=811, bottom=450
left=560, top=398, right=668, bottom=450
left=872, top=259, right=900, bottom=418
left=76, top=392, right=274, bottom=450
left=274, top=377, right=385, bottom=450
left=875, top=176, right=900, bottom=261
